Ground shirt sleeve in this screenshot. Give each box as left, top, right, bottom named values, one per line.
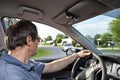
left=30, top=60, right=45, bottom=74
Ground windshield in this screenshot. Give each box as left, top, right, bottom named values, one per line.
left=72, top=8, right=120, bottom=56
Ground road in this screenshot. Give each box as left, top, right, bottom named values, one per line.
left=38, top=46, right=67, bottom=59
left=37, top=46, right=120, bottom=60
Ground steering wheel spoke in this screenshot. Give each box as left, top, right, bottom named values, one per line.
left=75, top=63, right=101, bottom=80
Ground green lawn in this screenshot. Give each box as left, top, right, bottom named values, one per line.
left=98, top=47, right=120, bottom=56
left=99, top=47, right=120, bottom=53
left=101, top=49, right=120, bottom=53
left=31, top=48, right=51, bottom=59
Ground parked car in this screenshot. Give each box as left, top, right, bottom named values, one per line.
left=62, top=43, right=74, bottom=52
left=0, top=0, right=120, bottom=80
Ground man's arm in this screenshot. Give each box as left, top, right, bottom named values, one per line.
left=42, top=50, right=91, bottom=73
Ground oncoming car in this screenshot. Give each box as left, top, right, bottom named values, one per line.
left=0, top=0, right=120, bottom=80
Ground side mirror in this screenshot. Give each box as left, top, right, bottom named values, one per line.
left=66, top=48, right=81, bottom=56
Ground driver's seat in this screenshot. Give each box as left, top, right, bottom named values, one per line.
left=0, top=49, right=8, bottom=57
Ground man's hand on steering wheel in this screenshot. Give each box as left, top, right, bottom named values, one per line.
left=76, top=50, right=91, bottom=58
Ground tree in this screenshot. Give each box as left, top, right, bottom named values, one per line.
left=94, top=34, right=101, bottom=45
left=5, top=17, right=19, bottom=26
left=55, top=34, right=64, bottom=44
left=85, top=35, right=94, bottom=45
left=109, top=16, right=120, bottom=47
left=56, top=37, right=62, bottom=43
left=72, top=40, right=77, bottom=47
left=44, top=36, right=52, bottom=41
left=56, top=34, right=64, bottom=39
left=100, top=32, right=112, bottom=47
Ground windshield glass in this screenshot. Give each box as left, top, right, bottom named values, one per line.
left=72, top=8, right=120, bottom=56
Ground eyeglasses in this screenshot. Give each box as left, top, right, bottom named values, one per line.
left=36, top=36, right=41, bottom=42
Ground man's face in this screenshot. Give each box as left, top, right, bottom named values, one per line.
left=30, top=37, right=40, bottom=56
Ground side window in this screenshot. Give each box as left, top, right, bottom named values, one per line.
left=3, top=17, right=81, bottom=59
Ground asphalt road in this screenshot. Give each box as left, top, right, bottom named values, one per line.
left=37, top=46, right=120, bottom=60
left=38, top=46, right=67, bottom=59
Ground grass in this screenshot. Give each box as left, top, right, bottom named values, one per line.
left=98, top=47, right=120, bottom=55
left=101, top=49, right=120, bottom=53
left=99, top=47, right=120, bottom=53
left=31, top=48, right=51, bottom=59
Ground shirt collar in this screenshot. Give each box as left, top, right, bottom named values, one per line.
left=1, top=52, right=34, bottom=71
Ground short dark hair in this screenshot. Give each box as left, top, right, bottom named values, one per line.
left=6, top=20, right=38, bottom=50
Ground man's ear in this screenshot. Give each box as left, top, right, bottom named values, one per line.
left=4, top=36, right=8, bottom=47
left=26, top=36, right=32, bottom=46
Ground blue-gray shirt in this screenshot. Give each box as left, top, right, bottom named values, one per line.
left=0, top=52, right=45, bottom=80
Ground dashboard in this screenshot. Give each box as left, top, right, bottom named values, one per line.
left=105, top=61, right=120, bottom=79
left=40, top=55, right=120, bottom=80
left=84, top=55, right=120, bottom=80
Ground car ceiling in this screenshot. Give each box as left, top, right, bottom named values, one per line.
left=0, top=0, right=79, bottom=21
left=0, top=0, right=120, bottom=26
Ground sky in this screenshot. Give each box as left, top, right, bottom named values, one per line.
left=33, top=22, right=64, bottom=40
left=33, top=14, right=115, bottom=40
left=73, top=15, right=115, bottom=38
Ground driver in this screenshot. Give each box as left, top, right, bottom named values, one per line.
left=0, top=20, right=91, bottom=80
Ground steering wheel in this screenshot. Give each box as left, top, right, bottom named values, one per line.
left=71, top=52, right=107, bottom=80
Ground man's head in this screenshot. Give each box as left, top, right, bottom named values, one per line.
left=6, top=20, right=39, bottom=51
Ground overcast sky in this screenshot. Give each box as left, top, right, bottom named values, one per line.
left=73, top=15, right=115, bottom=38
left=33, top=15, right=115, bottom=40
left=33, top=22, right=64, bottom=40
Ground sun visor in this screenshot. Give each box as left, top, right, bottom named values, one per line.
left=54, top=0, right=111, bottom=25
left=54, top=12, right=68, bottom=25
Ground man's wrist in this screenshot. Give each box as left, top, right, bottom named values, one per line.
left=74, top=53, right=80, bottom=59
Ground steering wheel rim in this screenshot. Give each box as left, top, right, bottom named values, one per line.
left=71, top=53, right=107, bottom=80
